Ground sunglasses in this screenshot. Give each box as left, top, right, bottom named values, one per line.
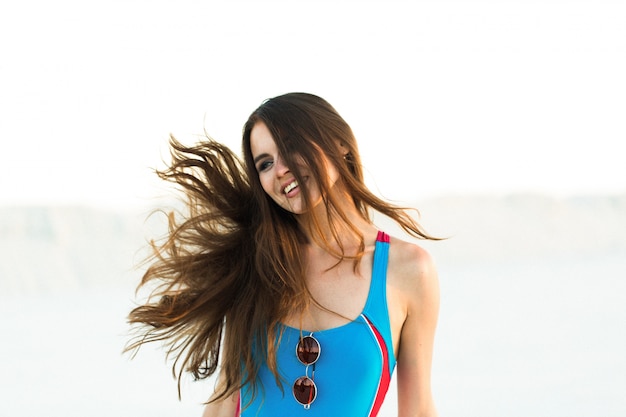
left=293, top=334, right=321, bottom=408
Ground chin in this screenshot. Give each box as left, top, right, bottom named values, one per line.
left=284, top=205, right=306, bottom=215
left=275, top=193, right=323, bottom=215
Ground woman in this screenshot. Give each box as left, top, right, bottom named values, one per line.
left=127, top=93, right=440, bottom=416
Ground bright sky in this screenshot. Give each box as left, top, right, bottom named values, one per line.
left=1, top=0, right=624, bottom=209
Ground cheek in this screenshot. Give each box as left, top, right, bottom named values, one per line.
left=258, top=174, right=274, bottom=196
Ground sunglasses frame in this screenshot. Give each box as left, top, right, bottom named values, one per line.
left=295, top=334, right=321, bottom=366
left=293, top=334, right=321, bottom=408
left=292, top=375, right=317, bottom=408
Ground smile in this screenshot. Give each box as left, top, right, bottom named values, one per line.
left=284, top=180, right=299, bottom=194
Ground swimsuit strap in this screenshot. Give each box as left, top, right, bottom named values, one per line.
left=364, top=231, right=395, bottom=371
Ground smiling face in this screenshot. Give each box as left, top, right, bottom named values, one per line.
left=250, top=121, right=341, bottom=214
left=242, top=93, right=370, bottom=226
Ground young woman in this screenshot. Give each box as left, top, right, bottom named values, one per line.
left=127, top=93, right=440, bottom=417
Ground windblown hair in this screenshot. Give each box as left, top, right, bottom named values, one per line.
left=126, top=92, right=437, bottom=406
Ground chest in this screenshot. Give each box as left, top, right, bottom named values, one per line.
left=284, top=251, right=374, bottom=331
left=242, top=321, right=394, bottom=416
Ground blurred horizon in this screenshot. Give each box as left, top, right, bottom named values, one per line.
left=3, top=191, right=625, bottom=294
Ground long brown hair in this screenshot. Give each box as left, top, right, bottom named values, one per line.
left=126, top=92, right=437, bottom=405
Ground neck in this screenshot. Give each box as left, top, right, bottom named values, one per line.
left=295, top=189, right=375, bottom=256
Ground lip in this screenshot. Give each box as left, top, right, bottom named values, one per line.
left=281, top=178, right=299, bottom=196
left=281, top=178, right=296, bottom=191
left=280, top=177, right=297, bottom=192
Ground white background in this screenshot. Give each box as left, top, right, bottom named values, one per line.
left=1, top=0, right=624, bottom=209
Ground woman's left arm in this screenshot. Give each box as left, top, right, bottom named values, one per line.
left=395, top=244, right=440, bottom=417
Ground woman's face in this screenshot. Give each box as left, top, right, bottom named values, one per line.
left=249, top=121, right=339, bottom=214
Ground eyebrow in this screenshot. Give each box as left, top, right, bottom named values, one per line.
left=253, top=153, right=270, bottom=165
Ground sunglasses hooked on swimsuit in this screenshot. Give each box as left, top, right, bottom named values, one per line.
left=293, top=334, right=321, bottom=408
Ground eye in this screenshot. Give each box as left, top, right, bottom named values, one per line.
left=257, top=159, right=273, bottom=172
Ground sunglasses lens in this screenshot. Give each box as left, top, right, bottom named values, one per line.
left=293, top=376, right=317, bottom=405
left=296, top=335, right=320, bottom=365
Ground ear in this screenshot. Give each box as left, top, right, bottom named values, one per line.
left=336, top=140, right=350, bottom=156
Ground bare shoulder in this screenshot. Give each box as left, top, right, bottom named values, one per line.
left=387, top=237, right=437, bottom=286
left=384, top=235, right=439, bottom=358
left=387, top=234, right=439, bottom=325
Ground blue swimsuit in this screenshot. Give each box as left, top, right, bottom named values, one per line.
left=239, top=231, right=396, bottom=416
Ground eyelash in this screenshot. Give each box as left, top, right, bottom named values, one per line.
left=257, top=160, right=273, bottom=172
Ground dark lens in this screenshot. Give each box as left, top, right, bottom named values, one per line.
left=296, top=336, right=320, bottom=365
left=293, top=376, right=317, bottom=405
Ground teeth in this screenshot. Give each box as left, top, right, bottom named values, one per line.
left=284, top=180, right=298, bottom=194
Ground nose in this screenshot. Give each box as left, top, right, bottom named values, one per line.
left=275, top=155, right=290, bottom=176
